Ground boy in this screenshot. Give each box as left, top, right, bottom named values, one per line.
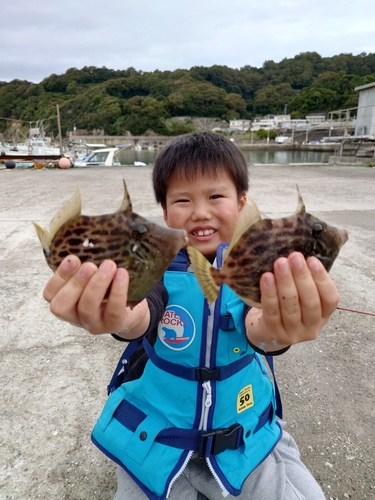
left=44, top=132, right=338, bottom=499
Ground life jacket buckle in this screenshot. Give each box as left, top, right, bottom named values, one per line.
left=195, top=366, right=221, bottom=381
left=198, top=423, right=243, bottom=458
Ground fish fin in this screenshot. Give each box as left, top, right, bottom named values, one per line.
left=116, top=179, right=132, bottom=213
left=33, top=221, right=49, bottom=250
left=295, top=184, right=306, bottom=215
left=226, top=199, right=262, bottom=259
left=186, top=246, right=220, bottom=304
left=239, top=294, right=262, bottom=309
left=49, top=186, right=82, bottom=240
left=32, top=187, right=81, bottom=250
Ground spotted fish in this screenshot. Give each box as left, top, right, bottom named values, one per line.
left=187, top=186, right=348, bottom=307
left=34, top=180, right=188, bottom=307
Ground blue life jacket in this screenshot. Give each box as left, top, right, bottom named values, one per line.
left=92, top=245, right=282, bottom=500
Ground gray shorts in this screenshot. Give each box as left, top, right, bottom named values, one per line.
left=114, top=429, right=326, bottom=500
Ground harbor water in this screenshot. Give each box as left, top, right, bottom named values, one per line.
left=117, top=149, right=331, bottom=166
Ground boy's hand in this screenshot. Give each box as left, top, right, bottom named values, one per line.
left=246, top=252, right=339, bottom=352
left=43, top=255, right=149, bottom=337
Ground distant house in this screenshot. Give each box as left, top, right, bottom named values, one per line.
left=279, top=118, right=309, bottom=131
left=251, top=118, right=276, bottom=131
left=306, top=113, right=326, bottom=125
left=229, top=119, right=252, bottom=131
left=354, top=82, right=375, bottom=136
left=251, top=114, right=291, bottom=131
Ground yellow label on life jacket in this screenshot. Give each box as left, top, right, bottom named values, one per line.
left=237, top=384, right=254, bottom=413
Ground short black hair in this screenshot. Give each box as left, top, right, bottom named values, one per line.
left=152, top=132, right=249, bottom=207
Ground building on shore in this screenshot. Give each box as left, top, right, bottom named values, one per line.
left=228, top=119, right=252, bottom=132
left=354, top=82, right=375, bottom=137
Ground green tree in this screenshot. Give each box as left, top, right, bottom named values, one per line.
left=254, top=84, right=295, bottom=115
left=256, top=128, right=277, bottom=140
left=115, top=96, right=168, bottom=135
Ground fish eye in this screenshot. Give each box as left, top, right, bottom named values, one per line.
left=132, top=225, right=148, bottom=240
left=312, top=223, right=324, bottom=237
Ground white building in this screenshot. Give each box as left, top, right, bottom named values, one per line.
left=229, top=119, right=252, bottom=131
left=279, top=119, right=310, bottom=132
left=306, top=113, right=326, bottom=125
left=250, top=114, right=292, bottom=131
left=354, top=82, right=375, bottom=137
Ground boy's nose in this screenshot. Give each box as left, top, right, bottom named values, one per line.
left=191, top=203, right=211, bottom=221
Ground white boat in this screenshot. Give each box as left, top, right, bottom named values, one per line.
left=73, top=147, right=122, bottom=167
left=2, top=140, right=60, bottom=156
left=1, top=122, right=61, bottom=157
left=68, top=143, right=107, bottom=162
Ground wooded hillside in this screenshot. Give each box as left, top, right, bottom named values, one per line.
left=1, top=51, right=375, bottom=137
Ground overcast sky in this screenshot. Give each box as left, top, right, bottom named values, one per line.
left=2, top=0, right=374, bottom=83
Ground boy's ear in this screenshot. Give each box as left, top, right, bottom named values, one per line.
left=162, top=205, right=170, bottom=226
left=238, top=191, right=247, bottom=211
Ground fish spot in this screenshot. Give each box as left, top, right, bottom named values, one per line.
left=281, top=218, right=294, bottom=228
left=293, top=227, right=305, bottom=236
left=297, top=217, right=305, bottom=227
left=238, top=258, right=252, bottom=267
left=73, top=227, right=86, bottom=236
left=54, top=238, right=63, bottom=248
left=92, top=229, right=109, bottom=236
left=58, top=251, right=69, bottom=258
left=252, top=245, right=269, bottom=255
left=86, top=247, right=106, bottom=255
left=110, top=227, right=123, bottom=235
left=278, top=247, right=290, bottom=257
left=67, top=238, right=84, bottom=246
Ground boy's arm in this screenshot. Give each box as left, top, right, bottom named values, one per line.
left=245, top=252, right=339, bottom=353
left=43, top=255, right=150, bottom=338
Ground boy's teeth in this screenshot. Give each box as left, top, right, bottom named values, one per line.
left=195, top=229, right=214, bottom=236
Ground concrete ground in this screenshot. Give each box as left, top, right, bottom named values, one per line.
left=0, top=163, right=374, bottom=499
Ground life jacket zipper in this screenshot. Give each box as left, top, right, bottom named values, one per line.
left=166, top=450, right=194, bottom=498
left=201, top=380, right=212, bottom=430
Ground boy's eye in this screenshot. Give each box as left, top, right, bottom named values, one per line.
left=210, top=194, right=223, bottom=200
left=175, top=199, right=189, bottom=203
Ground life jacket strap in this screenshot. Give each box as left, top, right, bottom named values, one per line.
left=113, top=399, right=274, bottom=458
left=107, top=339, right=143, bottom=395
left=143, top=337, right=255, bottom=382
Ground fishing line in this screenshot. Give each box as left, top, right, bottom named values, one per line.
left=337, top=306, right=375, bottom=317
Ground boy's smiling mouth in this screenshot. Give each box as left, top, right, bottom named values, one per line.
left=191, top=227, right=216, bottom=238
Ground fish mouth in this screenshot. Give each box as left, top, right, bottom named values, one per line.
left=315, top=253, right=334, bottom=271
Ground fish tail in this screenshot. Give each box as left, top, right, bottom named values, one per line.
left=186, top=246, right=220, bottom=303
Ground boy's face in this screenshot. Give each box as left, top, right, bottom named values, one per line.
left=163, top=168, right=247, bottom=260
